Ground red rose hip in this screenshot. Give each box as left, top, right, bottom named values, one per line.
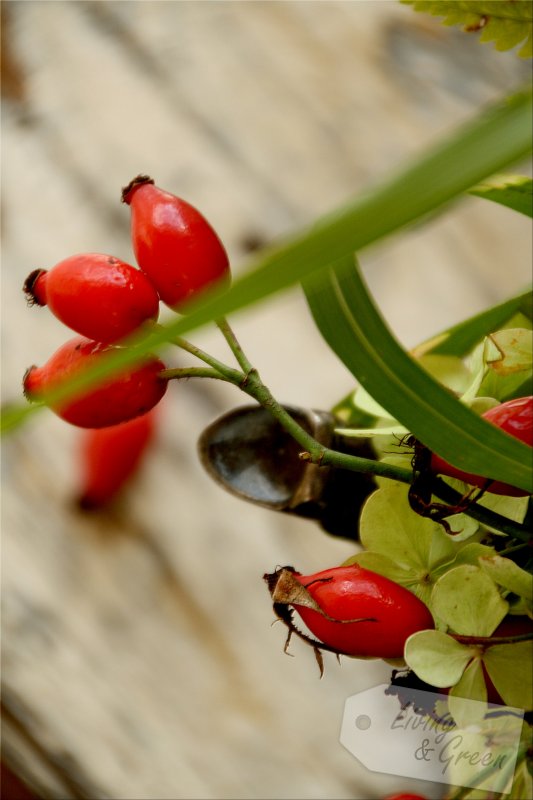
left=23, top=336, right=167, bottom=428
left=384, top=794, right=428, bottom=800
left=267, top=565, right=434, bottom=659
left=430, top=396, right=533, bottom=496
left=23, top=253, right=160, bottom=343
left=122, top=175, right=230, bottom=309
left=77, top=409, right=158, bottom=509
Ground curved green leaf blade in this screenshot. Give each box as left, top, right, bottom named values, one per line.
left=303, top=257, right=533, bottom=492
left=469, top=175, right=533, bottom=217
left=3, top=89, right=532, bottom=434
left=334, top=291, right=531, bottom=420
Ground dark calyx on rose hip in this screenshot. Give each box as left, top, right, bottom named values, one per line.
left=23, top=253, right=160, bottom=343
left=121, top=174, right=231, bottom=310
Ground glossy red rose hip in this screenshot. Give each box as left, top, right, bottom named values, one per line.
left=384, top=794, right=428, bottom=800
left=122, top=175, right=230, bottom=309
left=77, top=409, right=158, bottom=509
left=23, top=253, right=160, bottom=343
left=430, top=396, right=533, bottom=496
left=287, top=564, right=434, bottom=658
left=23, top=336, right=167, bottom=428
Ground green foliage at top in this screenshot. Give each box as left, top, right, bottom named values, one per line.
left=402, top=1, right=533, bottom=57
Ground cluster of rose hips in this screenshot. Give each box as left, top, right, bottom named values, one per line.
left=21, top=174, right=533, bottom=674
left=23, top=175, right=230, bottom=506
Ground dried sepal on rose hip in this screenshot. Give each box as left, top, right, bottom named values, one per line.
left=23, top=253, right=160, bottom=343
left=264, top=565, right=434, bottom=674
left=121, top=174, right=230, bottom=310
left=23, top=336, right=167, bottom=428
left=76, top=408, right=158, bottom=510
left=430, top=395, right=533, bottom=496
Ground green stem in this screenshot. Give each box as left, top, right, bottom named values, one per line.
left=165, top=326, right=530, bottom=540
left=319, top=447, right=413, bottom=482
left=159, top=367, right=236, bottom=383
left=231, top=369, right=530, bottom=539
left=431, top=479, right=530, bottom=541
left=216, top=317, right=254, bottom=373
left=498, top=542, right=530, bottom=557
left=170, top=337, right=244, bottom=383
left=237, top=373, right=326, bottom=454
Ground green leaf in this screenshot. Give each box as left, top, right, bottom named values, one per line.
left=418, top=354, right=472, bottom=395
left=469, top=175, right=533, bottom=217
left=431, top=565, right=509, bottom=635
left=463, top=328, right=533, bottom=403
left=431, top=473, right=529, bottom=541
left=404, top=629, right=474, bottom=686
left=3, top=88, right=532, bottom=434
left=450, top=656, right=487, bottom=702
left=433, top=484, right=481, bottom=540
left=359, top=484, right=455, bottom=572
left=483, top=641, right=533, bottom=708
left=468, top=397, right=500, bottom=414
left=450, top=542, right=498, bottom=567
left=414, top=289, right=533, bottom=358
left=510, top=760, right=533, bottom=800
left=351, top=386, right=395, bottom=420
left=303, top=258, right=533, bottom=492
left=402, top=1, right=533, bottom=57
left=331, top=395, right=375, bottom=428
left=473, top=484, right=529, bottom=520
left=335, top=425, right=408, bottom=439
left=448, top=659, right=488, bottom=726
left=339, top=355, right=471, bottom=429
left=342, top=551, right=419, bottom=588
left=441, top=715, right=524, bottom=796
left=479, top=555, right=533, bottom=607
left=485, top=329, right=533, bottom=375
left=357, top=484, right=457, bottom=604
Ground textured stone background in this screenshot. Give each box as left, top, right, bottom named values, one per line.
left=1, top=2, right=531, bottom=798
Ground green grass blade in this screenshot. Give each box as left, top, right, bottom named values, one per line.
left=468, top=175, right=533, bottom=217
left=303, top=257, right=532, bottom=493
left=3, top=89, right=532, bottom=434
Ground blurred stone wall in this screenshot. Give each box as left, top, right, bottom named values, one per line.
left=1, top=3, right=530, bottom=799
